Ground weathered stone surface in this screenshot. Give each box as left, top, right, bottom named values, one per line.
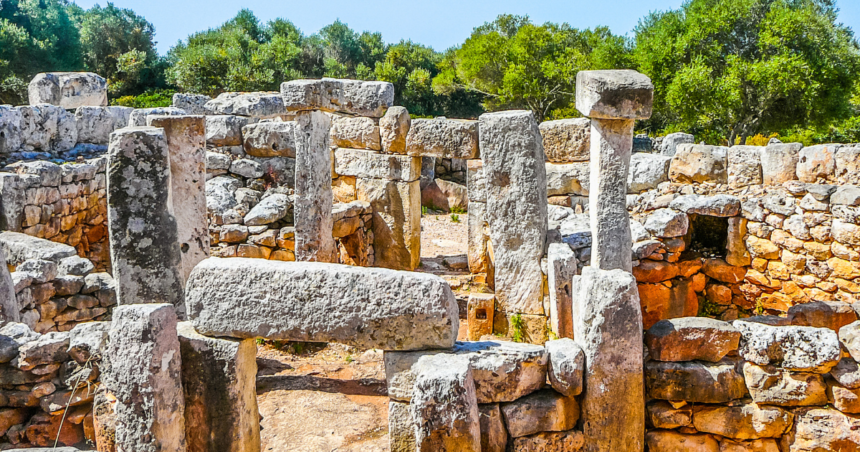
left=669, top=194, right=741, bottom=217
left=797, top=144, right=838, bottom=183
left=628, top=152, right=671, bottom=193
left=539, top=118, right=590, bottom=163
left=660, top=132, right=695, bottom=157
left=480, top=110, right=547, bottom=314
left=467, top=201, right=488, bottom=273
left=743, top=363, right=828, bottom=406
left=17, top=104, right=77, bottom=152
left=241, top=121, right=296, bottom=158
left=644, top=208, right=689, bottom=238
left=546, top=162, right=590, bottom=196
left=107, top=127, right=185, bottom=314
left=67, top=321, right=108, bottom=364
left=728, top=145, right=764, bottom=187
left=105, top=304, right=186, bottom=452
left=734, top=321, right=840, bottom=372
left=422, top=179, right=467, bottom=213
left=692, top=403, right=793, bottom=439
left=789, top=301, right=858, bottom=331
left=477, top=404, right=507, bottom=452
left=835, top=147, right=860, bottom=185
left=281, top=78, right=394, bottom=117
left=0, top=105, right=23, bottom=155
left=229, top=158, right=263, bottom=178
left=172, top=93, right=212, bottom=115
left=761, top=143, right=803, bottom=185
left=330, top=115, right=381, bottom=150
left=75, top=106, right=133, bottom=144
left=547, top=243, right=577, bottom=339
left=128, top=107, right=186, bottom=127
left=466, top=159, right=486, bottom=202
left=646, top=318, right=740, bottom=362
left=16, top=331, right=68, bottom=370
left=28, top=72, right=107, bottom=109
left=380, top=106, right=411, bottom=154
left=645, top=358, right=748, bottom=403
left=186, top=258, right=457, bottom=350
left=545, top=339, right=584, bottom=397
left=500, top=389, right=579, bottom=438
left=511, top=430, right=585, bottom=452
left=0, top=248, right=19, bottom=324
left=410, top=354, right=480, bottom=452
left=645, top=431, right=719, bottom=452
left=572, top=267, right=644, bottom=452
left=828, top=381, right=860, bottom=414
left=647, top=401, right=692, bottom=429
left=832, top=186, right=860, bottom=206
left=334, top=147, right=421, bottom=181
left=669, top=144, right=729, bottom=183
left=782, top=408, right=860, bottom=452
left=720, top=439, right=781, bottom=452
left=205, top=92, right=287, bottom=118
left=832, top=358, right=860, bottom=389
left=357, top=177, right=421, bottom=270
left=406, top=119, right=479, bottom=159
left=205, top=115, right=249, bottom=147
left=575, top=70, right=653, bottom=120
left=294, top=111, right=337, bottom=262
left=243, top=194, right=291, bottom=226
left=389, top=401, right=416, bottom=452
left=148, top=115, right=209, bottom=286
left=177, top=322, right=260, bottom=452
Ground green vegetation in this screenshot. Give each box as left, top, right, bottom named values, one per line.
left=112, top=89, right=175, bottom=108
left=510, top=314, right=525, bottom=343
left=450, top=213, right=460, bottom=223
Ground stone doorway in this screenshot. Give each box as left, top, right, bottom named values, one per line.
left=688, top=214, right=729, bottom=258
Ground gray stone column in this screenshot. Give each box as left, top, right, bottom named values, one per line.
left=294, top=111, right=337, bottom=262
left=147, top=115, right=209, bottom=284
left=105, top=304, right=187, bottom=452
left=576, top=70, right=654, bottom=272
left=107, top=127, right=185, bottom=316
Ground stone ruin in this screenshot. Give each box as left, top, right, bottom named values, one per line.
left=0, top=68, right=858, bottom=451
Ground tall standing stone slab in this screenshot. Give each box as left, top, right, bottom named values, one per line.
left=356, top=178, right=421, bottom=271
left=107, top=127, right=185, bottom=316
left=105, top=304, right=186, bottom=452
left=177, top=322, right=260, bottom=452
left=572, top=267, right=645, bottom=452
left=293, top=111, right=337, bottom=262
left=0, top=248, right=19, bottom=324
left=479, top=110, right=548, bottom=315
left=547, top=243, right=577, bottom=339
left=147, top=116, right=209, bottom=285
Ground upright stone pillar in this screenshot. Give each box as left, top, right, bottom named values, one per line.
left=177, top=322, right=261, bottom=452
left=478, top=111, right=547, bottom=316
left=147, top=115, right=209, bottom=285
left=294, top=111, right=337, bottom=262
left=577, top=70, right=654, bottom=272
left=0, top=248, right=19, bottom=324
left=107, top=127, right=185, bottom=316
left=105, top=304, right=186, bottom=452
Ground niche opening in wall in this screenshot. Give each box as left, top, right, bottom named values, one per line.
left=688, top=214, right=729, bottom=258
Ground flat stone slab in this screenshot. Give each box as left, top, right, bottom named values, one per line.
left=0, top=232, right=76, bottom=265
left=186, top=258, right=458, bottom=350
left=645, top=318, right=740, bottom=362
left=205, top=92, right=287, bottom=118
left=734, top=321, right=840, bottom=373
left=281, top=78, right=394, bottom=117
left=334, top=148, right=421, bottom=181
left=500, top=389, right=579, bottom=438
left=406, top=119, right=480, bottom=159
left=645, top=358, right=748, bottom=403
left=575, top=70, right=653, bottom=120
left=743, top=362, right=827, bottom=406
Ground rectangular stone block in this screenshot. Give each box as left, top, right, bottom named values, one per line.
left=148, top=115, right=210, bottom=286
left=0, top=105, right=23, bottom=155
left=29, top=72, right=107, bottom=109
left=75, top=106, right=133, bottom=144
left=205, top=92, right=288, bottom=119
left=389, top=401, right=417, bottom=452
left=575, top=70, right=653, bottom=120
left=128, top=107, right=187, bottom=127
left=331, top=115, right=381, bottom=150
left=0, top=231, right=77, bottom=264
left=547, top=243, right=577, bottom=339
left=205, top=115, right=250, bottom=147
left=177, top=322, right=260, bottom=452
left=466, top=160, right=486, bottom=202
left=241, top=121, right=296, bottom=158
left=107, top=127, right=185, bottom=316
left=186, top=258, right=458, bottom=350
left=294, top=111, right=338, bottom=262
left=479, top=110, right=547, bottom=315
left=406, top=119, right=479, bottom=159
left=281, top=78, right=394, bottom=117
left=467, top=201, right=488, bottom=273
left=547, top=162, right=590, bottom=196
left=467, top=293, right=494, bottom=341
left=334, top=148, right=421, bottom=181
left=105, top=304, right=186, bottom=452
left=0, top=174, right=27, bottom=231
left=539, top=118, right=590, bottom=163
left=356, top=178, right=421, bottom=271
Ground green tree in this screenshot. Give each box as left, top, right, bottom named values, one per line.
left=633, top=0, right=860, bottom=144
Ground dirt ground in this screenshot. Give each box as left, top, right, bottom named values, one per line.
left=256, top=213, right=471, bottom=452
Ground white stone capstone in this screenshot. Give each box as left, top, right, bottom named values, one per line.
left=575, top=70, right=654, bottom=120
left=281, top=78, right=394, bottom=117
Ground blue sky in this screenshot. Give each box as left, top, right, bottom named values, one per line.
left=72, top=0, right=860, bottom=56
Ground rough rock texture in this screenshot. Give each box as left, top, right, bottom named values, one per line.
left=380, top=106, right=411, bottom=154
left=467, top=201, right=488, bottom=273
left=389, top=401, right=416, bottom=452
left=186, top=258, right=458, bottom=350
left=243, top=194, right=291, bottom=226
left=479, top=110, right=547, bottom=315
left=294, top=111, right=337, bottom=262
left=205, top=92, right=287, bottom=119
left=177, top=322, right=260, bottom=452
left=75, top=106, right=133, bottom=144
left=669, top=194, right=741, bottom=217
left=105, top=304, right=186, bottom=452
left=692, top=403, right=793, bottom=439
left=0, top=248, right=19, bottom=323
left=728, top=145, right=764, bottom=187
left=511, top=431, right=585, bottom=452
left=0, top=231, right=77, bottom=264
left=547, top=243, right=577, bottom=338
left=478, top=404, right=508, bottom=452
left=647, top=401, right=692, bottom=429
left=575, top=70, right=654, bottom=120
left=645, top=358, right=748, bottom=403
left=147, top=115, right=209, bottom=286
left=500, top=389, right=579, bottom=438
left=660, top=132, right=694, bottom=157
left=628, top=152, right=672, bottom=193
left=205, top=115, right=249, bottom=147
left=334, top=147, right=421, bottom=181
left=545, top=339, right=584, bottom=397
left=734, top=321, right=840, bottom=373
left=669, top=144, right=729, bottom=183
left=409, top=354, right=481, bottom=452
left=789, top=301, right=858, bottom=331
left=241, top=121, right=296, bottom=158
left=331, top=115, right=381, bottom=150
left=28, top=72, right=107, bottom=109
left=572, top=267, right=644, bottom=452
left=782, top=408, right=860, bottom=452
left=106, top=127, right=185, bottom=315
left=831, top=358, right=860, bottom=389
left=356, top=178, right=421, bottom=270
left=761, top=143, right=803, bottom=185
left=128, top=107, right=187, bottom=127
left=172, top=93, right=212, bottom=115
left=546, top=162, right=590, bottom=196
left=281, top=78, right=394, bottom=117
left=0, top=105, right=23, bottom=155
left=840, top=321, right=860, bottom=362
left=645, top=318, right=741, bottom=362
left=796, top=144, right=838, bottom=183
left=644, top=208, right=690, bottom=238
left=406, top=119, right=480, bottom=159
left=743, top=363, right=828, bottom=406
left=646, top=431, right=719, bottom=452
left=539, top=118, right=590, bottom=163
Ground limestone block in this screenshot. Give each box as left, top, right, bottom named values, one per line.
left=205, top=92, right=287, bottom=119
left=334, top=148, right=421, bottom=181
left=727, top=217, right=751, bottom=267
left=645, top=431, right=719, bottom=452
left=628, top=152, right=671, bottom=193
left=243, top=194, right=291, bottom=226
left=728, top=145, right=764, bottom=187
left=669, top=144, right=729, bottom=183
left=546, top=162, right=589, bottom=196
left=241, top=121, right=296, bottom=158
left=406, top=118, right=479, bottom=159
left=205, top=175, right=241, bottom=217
left=389, top=401, right=416, bottom=452
left=782, top=408, right=860, bottom=452
left=832, top=186, right=860, bottom=206
left=467, top=201, right=488, bottom=273
left=644, top=208, right=689, bottom=238
left=647, top=401, right=692, bottom=429
left=205, top=115, right=250, bottom=147
left=720, top=439, right=780, bottom=452
left=380, top=106, right=411, bottom=154
left=547, top=243, right=577, bottom=338
left=0, top=248, right=18, bottom=323
left=0, top=232, right=76, bottom=264
left=68, top=321, right=108, bottom=364
left=828, top=381, right=860, bottom=414
left=172, top=93, right=212, bottom=115
left=467, top=293, right=494, bottom=340
left=17, top=105, right=72, bottom=152
left=15, top=331, right=68, bottom=370
left=107, top=127, right=185, bottom=315
left=788, top=301, right=858, bottom=331
left=28, top=72, right=107, bottom=109
left=734, top=321, right=840, bottom=373
left=575, top=70, right=653, bottom=120
left=572, top=267, right=644, bottom=452
left=330, top=115, right=381, bottom=150
left=0, top=105, right=23, bottom=155
left=761, top=143, right=802, bottom=185
left=357, top=178, right=421, bottom=270
left=539, top=118, right=590, bottom=163
left=104, top=304, right=186, bottom=452
left=128, top=107, right=186, bottom=127
left=421, top=179, right=467, bottom=212
left=659, top=132, right=694, bottom=156
left=466, top=159, right=486, bottom=202
left=511, top=430, right=584, bottom=452
left=177, top=322, right=260, bottom=452
left=410, top=354, right=481, bottom=452
left=645, top=318, right=740, bottom=362
left=480, top=110, right=547, bottom=315
left=294, top=111, right=337, bottom=262
left=743, top=362, right=827, bottom=406
left=692, top=403, right=793, bottom=439
left=186, top=258, right=458, bottom=350
left=281, top=78, right=394, bottom=117
left=645, top=358, right=748, bottom=403
left=500, top=389, right=579, bottom=438
left=478, top=404, right=507, bottom=452
left=75, top=106, right=132, bottom=144
left=230, top=158, right=263, bottom=178
left=835, top=146, right=860, bottom=185
left=545, top=339, right=584, bottom=397
left=832, top=358, right=860, bottom=389
left=669, top=194, right=741, bottom=217
left=0, top=174, right=26, bottom=231
left=797, top=144, right=838, bottom=183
